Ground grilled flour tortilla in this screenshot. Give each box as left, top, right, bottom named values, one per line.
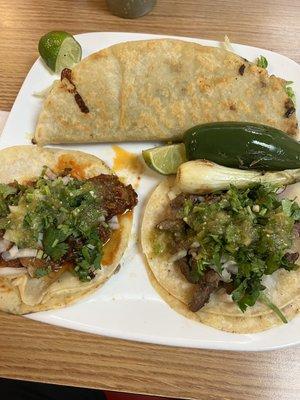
left=34, top=39, right=298, bottom=145
left=0, top=146, right=136, bottom=314
left=141, top=178, right=300, bottom=333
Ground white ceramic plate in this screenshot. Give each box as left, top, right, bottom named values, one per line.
left=1, top=32, right=300, bottom=351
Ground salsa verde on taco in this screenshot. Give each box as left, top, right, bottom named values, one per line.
left=142, top=169, right=300, bottom=333
left=0, top=146, right=137, bottom=314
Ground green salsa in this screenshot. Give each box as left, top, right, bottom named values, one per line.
left=155, top=184, right=300, bottom=314
left=0, top=170, right=106, bottom=281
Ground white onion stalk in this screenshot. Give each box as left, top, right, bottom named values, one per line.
left=0, top=267, right=27, bottom=276
left=169, top=250, right=187, bottom=263
left=176, top=160, right=300, bottom=194
left=0, top=239, right=11, bottom=253
left=2, top=246, right=37, bottom=261
left=108, top=216, right=120, bottom=230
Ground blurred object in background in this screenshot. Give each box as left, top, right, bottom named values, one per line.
left=0, top=378, right=174, bottom=400
left=106, top=0, right=156, bottom=18
left=105, top=392, right=173, bottom=400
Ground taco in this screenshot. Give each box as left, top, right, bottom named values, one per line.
left=141, top=173, right=300, bottom=333
left=34, top=39, right=298, bottom=145
left=0, top=146, right=137, bottom=314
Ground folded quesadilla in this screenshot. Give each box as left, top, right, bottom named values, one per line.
left=34, top=39, right=298, bottom=145
left=141, top=176, right=300, bottom=333
left=0, top=146, right=137, bottom=314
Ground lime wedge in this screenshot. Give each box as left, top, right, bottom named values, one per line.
left=38, top=31, right=82, bottom=73
left=142, top=143, right=187, bottom=175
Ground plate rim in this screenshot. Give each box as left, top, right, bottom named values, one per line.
left=1, top=31, right=300, bottom=351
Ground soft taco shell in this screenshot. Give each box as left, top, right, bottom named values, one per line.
left=0, top=146, right=133, bottom=314
left=34, top=39, right=298, bottom=145
left=141, top=177, right=300, bottom=333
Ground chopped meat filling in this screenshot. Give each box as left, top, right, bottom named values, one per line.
left=170, top=193, right=204, bottom=210
left=157, top=192, right=223, bottom=312
left=0, top=173, right=138, bottom=279
left=157, top=218, right=186, bottom=233
left=189, top=269, right=221, bottom=312
left=176, top=256, right=200, bottom=284
left=0, top=258, right=22, bottom=268
left=89, top=174, right=138, bottom=219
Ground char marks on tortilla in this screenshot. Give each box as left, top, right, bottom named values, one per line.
left=34, top=39, right=298, bottom=144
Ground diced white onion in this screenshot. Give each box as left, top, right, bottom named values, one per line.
left=223, top=260, right=238, bottom=274
left=0, top=239, right=11, bottom=253
left=2, top=245, right=19, bottom=260
left=45, top=168, right=57, bottom=180
left=262, top=274, right=277, bottom=291
left=191, top=241, right=200, bottom=248
left=9, top=205, right=19, bottom=213
left=2, top=246, right=37, bottom=261
left=108, top=216, right=119, bottom=230
left=211, top=260, right=238, bottom=283
left=0, top=267, right=27, bottom=276
left=210, top=264, right=231, bottom=282
left=99, top=215, right=106, bottom=222
left=220, top=268, right=231, bottom=283
left=17, top=249, right=38, bottom=258
left=169, top=250, right=187, bottom=263
left=62, top=176, right=72, bottom=185
left=38, top=232, right=44, bottom=242
left=276, top=187, right=286, bottom=195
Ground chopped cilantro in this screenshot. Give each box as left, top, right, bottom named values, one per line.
left=256, top=55, right=268, bottom=69
left=157, top=183, right=300, bottom=314
left=1, top=168, right=109, bottom=281
left=0, top=183, right=17, bottom=198
left=43, top=228, right=69, bottom=262
left=259, top=292, right=288, bottom=323
left=153, top=238, right=166, bottom=256
left=35, top=266, right=52, bottom=278
left=285, top=81, right=296, bottom=105
left=0, top=183, right=21, bottom=219
left=196, top=259, right=210, bottom=276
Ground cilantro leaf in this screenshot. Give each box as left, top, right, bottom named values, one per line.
left=35, top=266, right=52, bottom=278
left=0, top=183, right=17, bottom=198
left=259, top=292, right=287, bottom=323
left=285, top=81, right=296, bottom=105
left=43, top=228, right=69, bottom=262
left=256, top=55, right=268, bottom=69
left=232, top=276, right=264, bottom=312
left=73, top=229, right=103, bottom=281
left=281, top=199, right=293, bottom=216
left=196, top=259, right=209, bottom=276
left=157, top=182, right=300, bottom=315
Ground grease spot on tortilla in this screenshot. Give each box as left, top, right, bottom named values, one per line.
left=55, top=155, right=91, bottom=179
left=102, top=212, right=132, bottom=266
